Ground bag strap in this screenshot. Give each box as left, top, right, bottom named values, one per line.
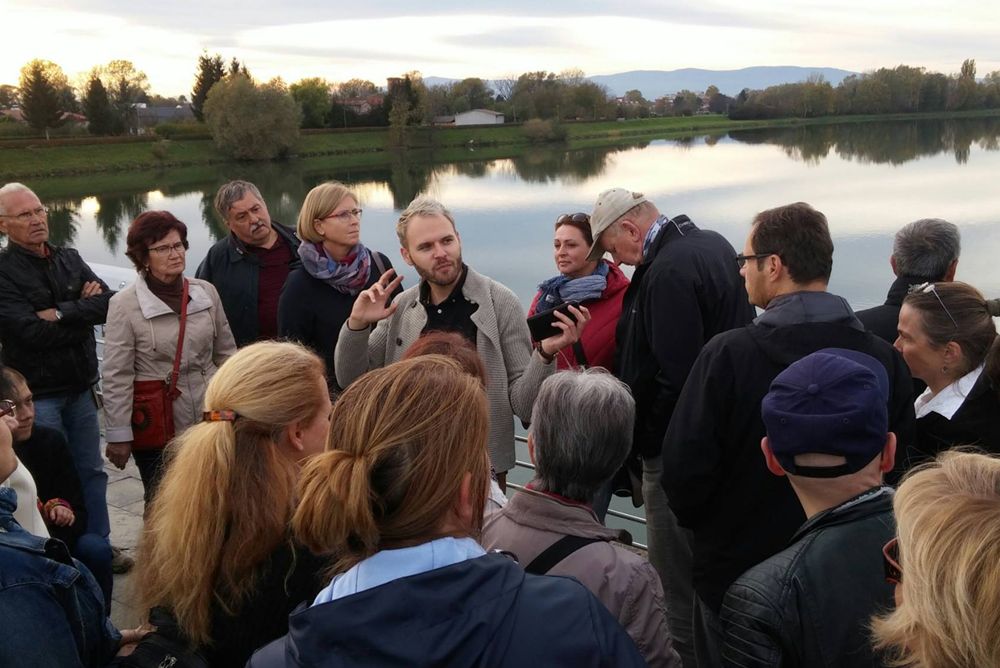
left=167, top=279, right=189, bottom=399
left=371, top=250, right=387, bottom=276
left=572, top=340, right=589, bottom=368
left=524, top=534, right=608, bottom=575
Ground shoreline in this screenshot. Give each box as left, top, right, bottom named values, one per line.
left=3, top=109, right=999, bottom=181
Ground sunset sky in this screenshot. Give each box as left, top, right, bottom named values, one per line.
left=2, top=0, right=998, bottom=95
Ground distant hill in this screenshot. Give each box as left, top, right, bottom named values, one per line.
left=424, top=67, right=857, bottom=99
left=588, top=67, right=857, bottom=98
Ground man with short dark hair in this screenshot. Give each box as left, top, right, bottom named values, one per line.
left=335, top=195, right=588, bottom=484
left=856, top=218, right=960, bottom=344
left=483, top=369, right=680, bottom=668
left=196, top=180, right=300, bottom=346
left=720, top=349, right=897, bottom=668
left=662, top=202, right=915, bottom=665
left=0, top=182, right=114, bottom=565
left=586, top=187, right=754, bottom=666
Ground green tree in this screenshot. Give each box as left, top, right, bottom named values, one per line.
left=450, top=77, right=493, bottom=112
left=82, top=72, right=115, bottom=135
left=388, top=96, right=411, bottom=146
left=336, top=78, right=378, bottom=98
left=289, top=77, right=331, bottom=128
left=672, top=90, right=701, bottom=116
left=191, top=52, right=226, bottom=121
left=18, top=59, right=66, bottom=139
left=0, top=84, right=17, bottom=108
left=949, top=58, right=979, bottom=111
left=203, top=76, right=300, bottom=160
left=229, top=57, right=251, bottom=79
left=98, top=60, right=150, bottom=133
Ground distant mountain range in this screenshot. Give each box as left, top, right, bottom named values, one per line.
left=425, top=66, right=858, bottom=100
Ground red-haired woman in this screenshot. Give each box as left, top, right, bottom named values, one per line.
left=103, top=211, right=236, bottom=503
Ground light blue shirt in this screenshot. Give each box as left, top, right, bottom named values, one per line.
left=312, top=536, right=486, bottom=606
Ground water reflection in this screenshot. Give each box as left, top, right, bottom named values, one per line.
left=729, top=117, right=1000, bottom=166
left=19, top=115, right=1000, bottom=311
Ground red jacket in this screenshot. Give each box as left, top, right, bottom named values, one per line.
left=528, top=261, right=629, bottom=371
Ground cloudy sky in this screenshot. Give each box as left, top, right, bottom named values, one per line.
left=2, top=0, right=998, bottom=95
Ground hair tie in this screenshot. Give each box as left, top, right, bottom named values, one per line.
left=203, top=410, right=238, bottom=422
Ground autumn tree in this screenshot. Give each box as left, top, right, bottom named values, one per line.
left=203, top=77, right=300, bottom=160
left=229, top=57, right=251, bottom=79
left=290, top=78, right=331, bottom=128
left=82, top=72, right=115, bottom=135
left=191, top=52, right=226, bottom=121
left=336, top=78, right=378, bottom=98
left=0, top=84, right=17, bottom=108
left=18, top=59, right=67, bottom=139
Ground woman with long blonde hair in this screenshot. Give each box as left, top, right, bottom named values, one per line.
left=249, top=355, right=644, bottom=667
left=872, top=450, right=1000, bottom=667
left=135, top=341, right=331, bottom=668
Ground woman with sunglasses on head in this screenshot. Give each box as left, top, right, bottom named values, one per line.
left=894, top=281, right=1000, bottom=466
left=103, top=211, right=237, bottom=503
left=528, top=212, right=629, bottom=371
left=133, top=341, right=331, bottom=668
left=278, top=181, right=397, bottom=395
left=872, top=450, right=1000, bottom=667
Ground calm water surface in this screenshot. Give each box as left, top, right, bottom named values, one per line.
left=27, top=117, right=1000, bottom=537
left=34, top=117, right=1000, bottom=312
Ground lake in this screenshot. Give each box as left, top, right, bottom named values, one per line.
left=31, top=116, right=1000, bottom=313
left=24, top=116, right=1000, bottom=541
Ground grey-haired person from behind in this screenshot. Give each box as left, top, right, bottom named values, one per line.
left=720, top=349, right=898, bottom=668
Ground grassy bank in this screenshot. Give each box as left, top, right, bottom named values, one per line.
left=3, top=109, right=999, bottom=180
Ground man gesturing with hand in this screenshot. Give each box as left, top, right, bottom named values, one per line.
left=336, top=196, right=588, bottom=486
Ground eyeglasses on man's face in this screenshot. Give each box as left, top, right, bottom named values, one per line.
left=0, top=206, right=48, bottom=222
left=148, top=241, right=188, bottom=256
left=909, top=282, right=958, bottom=330
left=883, top=537, right=901, bottom=585
left=324, top=208, right=363, bottom=222
left=735, top=252, right=777, bottom=269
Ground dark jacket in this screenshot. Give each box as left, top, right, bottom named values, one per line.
left=855, top=273, right=928, bottom=396
left=0, top=487, right=120, bottom=667
left=662, top=291, right=915, bottom=613
left=616, top=215, right=755, bottom=458
left=201, top=542, right=325, bottom=668
left=720, top=487, right=896, bottom=668
left=12, top=425, right=87, bottom=549
left=913, top=372, right=1000, bottom=465
left=247, top=553, right=646, bottom=668
left=277, top=251, right=392, bottom=394
left=195, top=223, right=300, bottom=347
left=0, top=243, right=111, bottom=397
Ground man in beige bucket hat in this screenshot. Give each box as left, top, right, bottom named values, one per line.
left=588, top=187, right=754, bottom=666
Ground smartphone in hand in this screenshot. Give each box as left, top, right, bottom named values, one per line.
left=526, top=302, right=579, bottom=342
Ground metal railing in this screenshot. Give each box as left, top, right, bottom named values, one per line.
left=509, top=435, right=648, bottom=550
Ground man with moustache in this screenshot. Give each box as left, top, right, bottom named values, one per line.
left=0, top=182, right=114, bottom=568
left=197, top=180, right=301, bottom=346
left=334, top=195, right=589, bottom=485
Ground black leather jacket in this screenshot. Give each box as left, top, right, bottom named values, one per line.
left=195, top=222, right=300, bottom=347
left=720, top=487, right=896, bottom=668
left=0, top=243, right=111, bottom=397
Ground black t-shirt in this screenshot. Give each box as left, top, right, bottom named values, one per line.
left=419, top=264, right=479, bottom=345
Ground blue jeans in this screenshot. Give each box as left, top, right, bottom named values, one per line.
left=33, top=390, right=110, bottom=538
left=73, top=532, right=113, bottom=612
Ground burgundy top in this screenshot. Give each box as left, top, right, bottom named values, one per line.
left=248, top=236, right=294, bottom=340
left=145, top=272, right=184, bottom=314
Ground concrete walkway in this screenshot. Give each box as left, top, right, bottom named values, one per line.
left=105, top=457, right=145, bottom=631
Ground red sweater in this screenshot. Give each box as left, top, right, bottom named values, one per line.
left=528, top=261, right=629, bottom=371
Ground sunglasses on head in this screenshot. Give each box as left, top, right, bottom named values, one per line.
left=909, top=282, right=958, bottom=330
left=883, top=537, right=901, bottom=585
left=556, top=213, right=590, bottom=225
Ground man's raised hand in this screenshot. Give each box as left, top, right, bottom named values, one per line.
left=346, top=268, right=404, bottom=330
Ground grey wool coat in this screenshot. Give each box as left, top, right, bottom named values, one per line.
left=334, top=268, right=554, bottom=471
left=103, top=275, right=237, bottom=444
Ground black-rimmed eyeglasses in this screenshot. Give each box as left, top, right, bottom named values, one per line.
left=909, top=282, right=958, bottom=330
left=735, top=252, right=777, bottom=268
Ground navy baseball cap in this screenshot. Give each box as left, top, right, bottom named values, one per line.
left=762, top=348, right=890, bottom=478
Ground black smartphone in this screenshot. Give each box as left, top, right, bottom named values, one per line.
left=527, top=302, right=578, bottom=342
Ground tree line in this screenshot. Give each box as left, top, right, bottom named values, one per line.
left=729, top=60, right=1000, bottom=119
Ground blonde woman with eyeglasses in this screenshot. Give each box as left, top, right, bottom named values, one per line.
left=893, top=281, right=1000, bottom=465
left=872, top=449, right=1000, bottom=667
left=103, top=211, right=237, bottom=503
left=278, top=181, right=397, bottom=395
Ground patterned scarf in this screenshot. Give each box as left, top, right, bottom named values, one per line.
left=298, top=242, right=372, bottom=295
left=642, top=214, right=669, bottom=260
left=537, top=261, right=609, bottom=309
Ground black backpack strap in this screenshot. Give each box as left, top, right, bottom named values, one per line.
left=572, top=340, right=589, bottom=367
left=524, top=535, right=608, bottom=575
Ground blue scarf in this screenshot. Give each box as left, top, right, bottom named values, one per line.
left=642, top=214, right=669, bottom=260
left=298, top=242, right=372, bottom=295
left=537, top=261, right=609, bottom=309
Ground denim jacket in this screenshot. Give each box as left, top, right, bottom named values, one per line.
left=0, top=487, right=120, bottom=667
